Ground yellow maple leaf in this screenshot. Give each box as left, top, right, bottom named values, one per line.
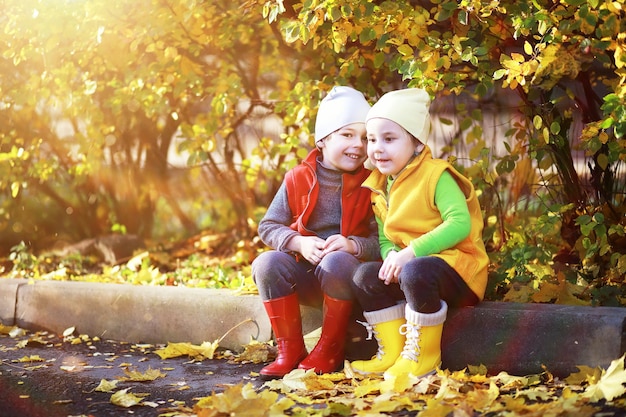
left=370, top=391, right=420, bottom=414
left=284, top=391, right=315, bottom=405
left=17, top=355, right=45, bottom=363
left=555, top=282, right=591, bottom=306
left=503, top=284, right=534, bottom=303
left=517, top=386, right=554, bottom=401
left=583, top=354, right=626, bottom=401
left=195, top=383, right=290, bottom=416
left=0, top=324, right=26, bottom=338
left=153, top=341, right=218, bottom=360
left=532, top=282, right=560, bottom=303
left=500, top=396, right=529, bottom=413
left=270, top=368, right=335, bottom=393
left=95, top=379, right=119, bottom=393
left=118, top=367, right=166, bottom=381
left=110, top=388, right=147, bottom=407
left=493, top=372, right=529, bottom=390
left=353, top=378, right=382, bottom=398
left=565, top=365, right=602, bottom=385
left=0, top=324, right=13, bottom=334
left=465, top=381, right=499, bottom=410
left=303, top=327, right=321, bottom=353
left=233, top=340, right=273, bottom=364
left=419, top=397, right=454, bottom=417
left=379, top=372, right=414, bottom=394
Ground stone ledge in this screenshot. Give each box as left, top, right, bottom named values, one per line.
left=0, top=278, right=28, bottom=326
left=2, top=280, right=322, bottom=351
left=1, top=279, right=624, bottom=377
left=442, top=302, right=626, bottom=377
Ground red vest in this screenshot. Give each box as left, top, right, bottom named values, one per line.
left=285, top=149, right=373, bottom=237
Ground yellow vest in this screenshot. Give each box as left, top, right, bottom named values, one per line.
left=363, top=146, right=489, bottom=300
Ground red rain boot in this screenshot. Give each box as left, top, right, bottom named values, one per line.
left=260, top=293, right=308, bottom=380
left=298, top=294, right=352, bottom=374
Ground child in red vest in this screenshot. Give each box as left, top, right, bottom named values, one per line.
left=350, top=88, right=489, bottom=381
left=253, top=86, right=380, bottom=379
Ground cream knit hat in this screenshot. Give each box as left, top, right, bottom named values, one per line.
left=366, top=88, right=431, bottom=142
left=314, top=86, right=371, bottom=142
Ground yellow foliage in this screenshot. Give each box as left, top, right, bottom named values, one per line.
left=118, top=367, right=166, bottom=382
left=17, top=355, right=45, bottom=363
left=153, top=341, right=219, bottom=361
left=95, top=379, right=119, bottom=393
left=583, top=354, right=626, bottom=402
left=110, top=388, right=148, bottom=408
left=565, top=365, right=603, bottom=386
left=194, top=383, right=291, bottom=417
left=231, top=340, right=273, bottom=364
left=503, top=283, right=534, bottom=303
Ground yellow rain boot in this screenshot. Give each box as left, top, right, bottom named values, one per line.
left=350, top=303, right=406, bottom=375
left=383, top=301, right=447, bottom=381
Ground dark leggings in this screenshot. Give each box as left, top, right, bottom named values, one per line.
left=351, top=256, right=479, bottom=314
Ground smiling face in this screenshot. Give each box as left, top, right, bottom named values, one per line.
left=366, top=117, right=419, bottom=178
left=317, top=122, right=368, bottom=172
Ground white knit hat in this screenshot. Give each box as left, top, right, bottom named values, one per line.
left=366, top=88, right=431, bottom=142
left=314, top=86, right=371, bottom=141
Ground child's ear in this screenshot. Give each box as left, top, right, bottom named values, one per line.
left=414, top=140, right=425, bottom=154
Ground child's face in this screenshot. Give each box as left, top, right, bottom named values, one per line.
left=318, top=122, right=367, bottom=172
left=366, top=118, right=418, bottom=178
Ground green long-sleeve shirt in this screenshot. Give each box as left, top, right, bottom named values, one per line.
left=378, top=170, right=471, bottom=259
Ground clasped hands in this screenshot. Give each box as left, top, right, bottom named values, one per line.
left=295, top=234, right=356, bottom=265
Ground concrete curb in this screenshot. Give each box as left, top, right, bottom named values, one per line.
left=0, top=279, right=322, bottom=350
left=442, top=302, right=626, bottom=377
left=0, top=278, right=25, bottom=324
left=1, top=278, right=625, bottom=377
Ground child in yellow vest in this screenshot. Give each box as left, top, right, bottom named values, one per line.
left=350, top=88, right=489, bottom=381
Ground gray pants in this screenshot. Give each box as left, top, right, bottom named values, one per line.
left=252, top=250, right=361, bottom=306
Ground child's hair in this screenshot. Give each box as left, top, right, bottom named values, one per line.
left=314, top=86, right=371, bottom=143
left=366, top=88, right=431, bottom=143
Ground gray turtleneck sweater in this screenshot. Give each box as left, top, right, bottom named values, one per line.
left=258, top=159, right=379, bottom=261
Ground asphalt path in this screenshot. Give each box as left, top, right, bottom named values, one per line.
left=0, top=328, right=265, bottom=417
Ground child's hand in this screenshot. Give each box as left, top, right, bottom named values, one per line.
left=297, top=236, right=326, bottom=265
left=379, top=247, right=415, bottom=285
left=322, top=234, right=356, bottom=255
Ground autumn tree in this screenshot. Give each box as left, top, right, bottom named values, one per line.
left=1, top=0, right=624, bottom=303
left=0, top=0, right=318, bottom=252
left=261, top=0, right=625, bottom=302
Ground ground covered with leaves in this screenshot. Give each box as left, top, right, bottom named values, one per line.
left=1, top=323, right=626, bottom=417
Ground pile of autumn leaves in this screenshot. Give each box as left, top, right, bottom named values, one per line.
left=3, top=323, right=626, bottom=416
left=154, top=339, right=626, bottom=416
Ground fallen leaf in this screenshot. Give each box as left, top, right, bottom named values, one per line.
left=17, top=355, right=45, bottom=363
left=0, top=325, right=26, bottom=338
left=62, top=327, right=76, bottom=337
left=233, top=340, right=273, bottom=363
left=153, top=341, right=218, bottom=360
left=194, top=383, right=291, bottom=417
left=95, top=379, right=119, bottom=393
left=118, top=367, right=166, bottom=382
left=583, top=354, right=626, bottom=401
left=565, top=365, right=602, bottom=385
left=110, top=388, right=147, bottom=407
left=52, top=399, right=73, bottom=405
